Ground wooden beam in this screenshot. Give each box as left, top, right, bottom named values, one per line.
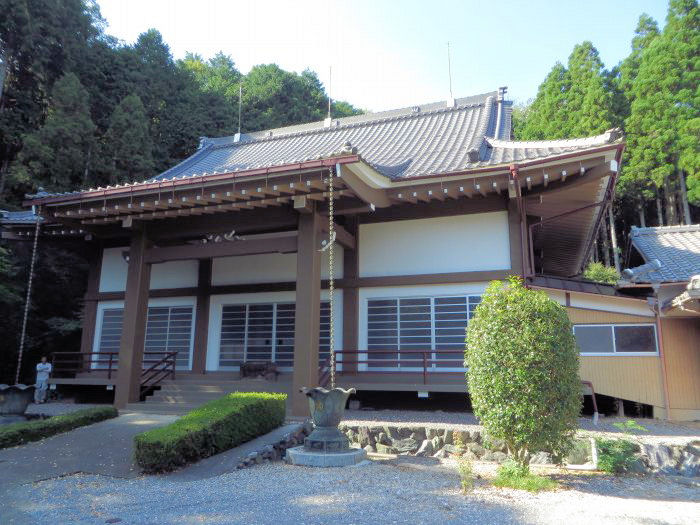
left=114, top=229, right=151, bottom=408
left=192, top=259, right=212, bottom=374
left=342, top=217, right=359, bottom=373
left=292, top=209, right=322, bottom=416
left=321, top=221, right=356, bottom=250
left=524, top=160, right=618, bottom=198
left=144, top=231, right=298, bottom=263
left=338, top=163, right=392, bottom=208
left=79, top=244, right=102, bottom=355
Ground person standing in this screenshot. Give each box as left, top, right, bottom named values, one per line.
left=34, top=356, right=52, bottom=404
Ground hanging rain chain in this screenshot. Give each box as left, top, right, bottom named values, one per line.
left=325, top=168, right=336, bottom=389
left=15, top=213, right=41, bottom=384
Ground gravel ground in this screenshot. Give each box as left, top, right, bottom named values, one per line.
left=2, top=457, right=698, bottom=524
left=343, top=410, right=700, bottom=445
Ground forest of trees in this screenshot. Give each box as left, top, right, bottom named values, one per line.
left=0, top=0, right=697, bottom=382
left=0, top=0, right=360, bottom=382
left=513, top=0, right=698, bottom=270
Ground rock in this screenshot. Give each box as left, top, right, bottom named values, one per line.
left=384, top=426, right=402, bottom=441
left=441, top=444, right=464, bottom=457
left=364, top=444, right=375, bottom=453
left=415, top=439, right=434, bottom=457
left=393, top=438, right=419, bottom=454
left=465, top=443, right=486, bottom=457
left=642, top=444, right=677, bottom=473
left=470, top=431, right=483, bottom=444
left=626, top=457, right=649, bottom=474
left=426, top=428, right=439, bottom=440
left=410, top=429, right=426, bottom=442
left=397, top=426, right=413, bottom=439
left=302, top=421, right=314, bottom=435
left=482, top=451, right=508, bottom=463
left=530, top=452, right=553, bottom=465
left=431, top=436, right=444, bottom=451
left=357, top=427, right=377, bottom=447
left=442, top=430, right=454, bottom=445
left=679, top=451, right=700, bottom=477
left=488, top=439, right=508, bottom=453
left=377, top=432, right=390, bottom=445
left=453, top=431, right=472, bottom=446
left=433, top=448, right=448, bottom=458
left=376, top=443, right=397, bottom=455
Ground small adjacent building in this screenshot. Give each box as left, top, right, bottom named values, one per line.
left=2, top=90, right=697, bottom=419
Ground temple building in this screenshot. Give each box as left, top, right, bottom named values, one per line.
left=2, top=89, right=698, bottom=420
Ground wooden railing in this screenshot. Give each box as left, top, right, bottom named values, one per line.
left=51, top=351, right=177, bottom=393
left=318, top=349, right=465, bottom=387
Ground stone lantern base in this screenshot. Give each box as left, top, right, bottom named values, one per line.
left=286, top=446, right=367, bottom=467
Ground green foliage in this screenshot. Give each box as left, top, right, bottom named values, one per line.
left=465, top=277, right=581, bottom=470
left=100, top=93, right=153, bottom=185
left=492, top=460, right=559, bottom=492
left=613, top=419, right=648, bottom=434
left=11, top=72, right=96, bottom=193
left=517, top=42, right=615, bottom=140
left=134, top=392, right=286, bottom=473
left=456, top=455, right=475, bottom=492
left=0, top=244, right=19, bottom=304
left=625, top=0, right=699, bottom=203
left=0, top=406, right=118, bottom=448
left=596, top=438, right=640, bottom=474
left=582, top=262, right=620, bottom=284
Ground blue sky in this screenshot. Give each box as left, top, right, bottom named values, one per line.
left=96, top=0, right=669, bottom=111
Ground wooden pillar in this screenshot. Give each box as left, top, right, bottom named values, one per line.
left=114, top=229, right=151, bottom=408
left=342, top=217, right=359, bottom=372
left=507, top=200, right=524, bottom=277
left=292, top=209, right=322, bottom=417
left=79, top=245, right=103, bottom=355
left=192, top=258, right=212, bottom=374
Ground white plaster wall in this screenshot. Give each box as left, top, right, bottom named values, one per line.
left=543, top=289, right=567, bottom=306
left=211, top=248, right=343, bottom=286
left=358, top=212, right=511, bottom=278
left=99, top=247, right=199, bottom=292
left=206, top=290, right=343, bottom=371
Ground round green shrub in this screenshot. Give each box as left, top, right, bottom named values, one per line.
left=465, top=276, right=581, bottom=469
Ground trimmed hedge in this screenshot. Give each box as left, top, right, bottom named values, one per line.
left=134, top=392, right=287, bottom=473
left=0, top=406, right=119, bottom=449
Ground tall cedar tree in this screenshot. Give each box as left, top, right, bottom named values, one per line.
left=518, top=42, right=615, bottom=140
left=101, top=94, right=154, bottom=185
left=625, top=0, right=700, bottom=209
left=11, top=72, right=96, bottom=193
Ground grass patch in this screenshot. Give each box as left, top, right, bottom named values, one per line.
left=0, top=406, right=118, bottom=449
left=134, top=392, right=286, bottom=473
left=492, top=460, right=559, bottom=492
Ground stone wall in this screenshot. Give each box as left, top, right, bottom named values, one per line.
left=340, top=423, right=700, bottom=477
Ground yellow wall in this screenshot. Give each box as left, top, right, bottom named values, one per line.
left=566, top=307, right=666, bottom=411
left=661, top=318, right=700, bottom=411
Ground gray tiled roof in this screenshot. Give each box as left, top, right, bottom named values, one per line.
left=0, top=209, right=41, bottom=224
left=630, top=225, right=700, bottom=283
left=152, top=91, right=621, bottom=183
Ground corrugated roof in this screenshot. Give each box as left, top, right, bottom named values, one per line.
left=630, top=224, right=700, bottom=283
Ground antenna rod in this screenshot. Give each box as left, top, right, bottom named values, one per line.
left=238, top=83, right=243, bottom=134
left=328, top=66, right=332, bottom=119
left=447, top=41, right=453, bottom=100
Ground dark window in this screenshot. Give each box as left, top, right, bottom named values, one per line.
left=574, top=325, right=614, bottom=354
left=573, top=324, right=657, bottom=354
left=614, top=325, right=657, bottom=353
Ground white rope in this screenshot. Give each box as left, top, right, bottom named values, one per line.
left=15, top=214, right=41, bottom=384
left=327, top=168, right=336, bottom=389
